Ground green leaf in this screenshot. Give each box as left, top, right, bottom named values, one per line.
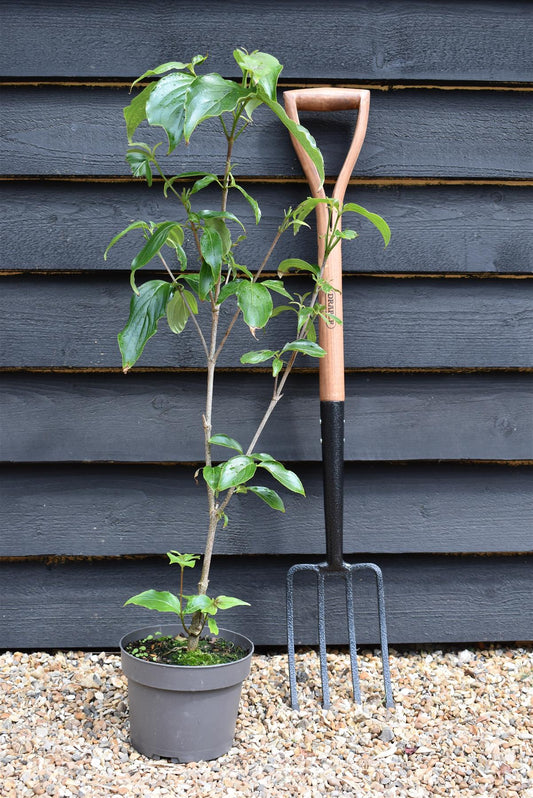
left=218, top=456, right=257, bottom=491
left=205, top=218, right=232, bottom=256
left=184, top=74, right=252, bottom=141
left=213, top=595, right=251, bottom=610
left=277, top=258, right=320, bottom=277
left=342, top=203, right=391, bottom=247
left=209, top=434, right=243, bottom=454
left=247, top=485, right=285, bottom=512
left=145, top=72, right=195, bottom=153
left=237, top=281, right=273, bottom=330
left=230, top=179, right=261, bottom=223
left=272, top=357, right=284, bottom=377
left=166, top=291, right=189, bottom=334
left=203, top=466, right=221, bottom=492
left=131, top=221, right=180, bottom=271
left=233, top=49, right=283, bottom=101
left=184, top=594, right=214, bottom=614
left=240, top=349, right=276, bottom=365
left=126, top=148, right=154, bottom=185
left=124, top=83, right=157, bottom=141
left=104, top=220, right=150, bottom=260
left=261, top=279, right=292, bottom=299
left=200, top=225, right=223, bottom=272
left=131, top=58, right=205, bottom=88
left=198, top=260, right=216, bottom=299
left=167, top=551, right=199, bottom=568
left=257, top=89, right=324, bottom=186
left=207, top=617, right=219, bottom=635
left=258, top=461, right=305, bottom=495
left=217, top=279, right=242, bottom=305
left=281, top=340, right=326, bottom=358
left=124, top=590, right=181, bottom=615
left=190, top=173, right=220, bottom=194
left=118, top=280, right=172, bottom=372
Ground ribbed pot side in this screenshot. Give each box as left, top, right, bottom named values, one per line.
left=120, top=624, right=254, bottom=762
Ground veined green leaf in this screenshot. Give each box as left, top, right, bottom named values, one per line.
left=240, top=349, right=276, bottom=365
left=342, top=203, right=391, bottom=247
left=184, top=74, right=252, bottom=141
left=281, top=340, right=326, bottom=358
left=277, top=258, right=320, bottom=277
left=118, top=280, right=172, bottom=372
left=104, top=220, right=150, bottom=260
left=166, top=291, right=189, bottom=334
left=230, top=179, right=261, bottom=223
left=205, top=218, right=232, bottom=256
left=233, top=49, right=283, bottom=101
left=217, top=279, right=242, bottom=305
left=272, top=357, right=284, bottom=377
left=184, top=594, right=214, bottom=615
left=167, top=551, right=199, bottom=568
left=130, top=221, right=181, bottom=293
left=190, top=173, right=221, bottom=194
left=257, top=89, right=324, bottom=186
left=200, top=225, right=223, bottom=271
left=261, top=279, right=292, bottom=299
left=131, top=57, right=206, bottom=88
left=203, top=465, right=221, bottom=492
left=247, top=485, right=285, bottom=512
left=213, top=595, right=251, bottom=609
left=125, top=148, right=154, bottom=185
left=207, top=617, right=219, bottom=635
left=198, top=260, right=216, bottom=299
left=146, top=72, right=195, bottom=153
left=218, top=456, right=257, bottom=491
left=209, top=434, right=243, bottom=453
left=124, top=83, right=157, bottom=141
left=124, top=590, right=181, bottom=615
left=237, top=281, right=273, bottom=330
left=258, top=461, right=305, bottom=495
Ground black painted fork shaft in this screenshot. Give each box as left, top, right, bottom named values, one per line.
left=320, top=400, right=345, bottom=569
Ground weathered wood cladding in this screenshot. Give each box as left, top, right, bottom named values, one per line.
left=1, top=0, right=532, bottom=647
left=2, top=556, right=531, bottom=649
left=2, top=87, right=531, bottom=179
left=2, top=463, right=532, bottom=557
left=2, top=1, right=531, bottom=82
left=4, top=275, right=533, bottom=369
left=2, top=182, right=532, bottom=274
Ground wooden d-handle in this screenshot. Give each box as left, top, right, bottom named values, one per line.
left=283, top=88, right=370, bottom=401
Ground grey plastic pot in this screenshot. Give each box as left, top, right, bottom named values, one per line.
left=120, top=623, right=253, bottom=762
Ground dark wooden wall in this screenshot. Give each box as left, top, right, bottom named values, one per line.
left=1, top=1, right=532, bottom=649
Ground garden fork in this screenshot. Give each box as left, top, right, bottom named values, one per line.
left=283, top=88, right=394, bottom=711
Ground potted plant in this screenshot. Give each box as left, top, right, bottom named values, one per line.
left=105, top=50, right=389, bottom=762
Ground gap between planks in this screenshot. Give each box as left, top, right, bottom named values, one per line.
left=1, top=79, right=531, bottom=92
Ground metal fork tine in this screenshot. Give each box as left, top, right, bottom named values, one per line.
left=317, top=570, right=330, bottom=709
left=344, top=569, right=362, bottom=704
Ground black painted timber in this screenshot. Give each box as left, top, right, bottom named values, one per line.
left=1, top=555, right=531, bottom=649
left=2, top=182, right=532, bottom=275
left=2, top=1, right=531, bottom=82
left=2, top=88, right=531, bottom=179
left=2, top=373, right=533, bottom=463
left=3, top=275, right=533, bottom=369
left=1, top=463, right=531, bottom=557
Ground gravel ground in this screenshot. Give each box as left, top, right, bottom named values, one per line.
left=1, top=645, right=532, bottom=797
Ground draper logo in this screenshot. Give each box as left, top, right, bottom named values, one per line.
left=326, top=292, right=336, bottom=328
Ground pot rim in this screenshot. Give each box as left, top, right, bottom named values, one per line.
left=119, top=624, right=254, bottom=671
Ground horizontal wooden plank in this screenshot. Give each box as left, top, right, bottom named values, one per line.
left=1, top=554, right=531, bottom=647
left=1, top=463, right=531, bottom=556
left=1, top=87, right=531, bottom=179
left=2, top=182, right=532, bottom=274
left=2, top=274, right=533, bottom=369
left=2, top=1, right=532, bottom=82
left=2, top=373, right=533, bottom=462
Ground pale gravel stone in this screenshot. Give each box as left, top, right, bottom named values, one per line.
left=0, top=646, right=531, bottom=797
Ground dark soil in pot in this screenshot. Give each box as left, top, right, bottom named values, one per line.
left=124, top=632, right=248, bottom=666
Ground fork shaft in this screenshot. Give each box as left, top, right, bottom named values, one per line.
left=320, top=400, right=345, bottom=569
